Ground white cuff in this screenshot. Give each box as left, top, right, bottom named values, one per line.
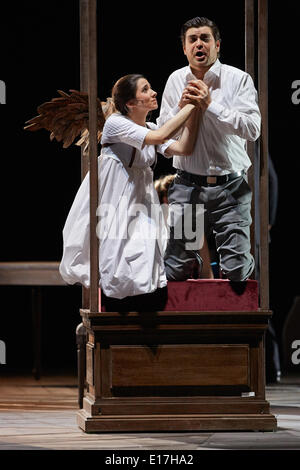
left=206, top=100, right=225, bottom=117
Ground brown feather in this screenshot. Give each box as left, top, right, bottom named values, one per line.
left=24, top=89, right=109, bottom=150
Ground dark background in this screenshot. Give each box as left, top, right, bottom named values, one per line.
left=0, top=1, right=299, bottom=374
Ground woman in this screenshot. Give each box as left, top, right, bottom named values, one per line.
left=59, top=74, right=202, bottom=310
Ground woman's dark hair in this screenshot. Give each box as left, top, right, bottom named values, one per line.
left=180, top=16, right=221, bottom=46
left=112, top=74, right=144, bottom=115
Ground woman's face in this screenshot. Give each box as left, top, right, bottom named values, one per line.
left=133, top=78, right=158, bottom=111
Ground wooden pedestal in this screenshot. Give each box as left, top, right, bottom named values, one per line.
left=77, top=309, right=277, bottom=432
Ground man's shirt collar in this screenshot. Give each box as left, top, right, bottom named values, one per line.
left=185, top=59, right=221, bottom=82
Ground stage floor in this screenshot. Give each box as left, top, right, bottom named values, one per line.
left=0, top=372, right=299, bottom=450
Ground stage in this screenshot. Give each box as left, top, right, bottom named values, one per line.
left=0, top=372, right=299, bottom=450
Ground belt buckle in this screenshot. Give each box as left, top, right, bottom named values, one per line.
left=206, top=176, right=217, bottom=185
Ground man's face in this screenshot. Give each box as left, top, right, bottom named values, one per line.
left=183, top=26, right=220, bottom=73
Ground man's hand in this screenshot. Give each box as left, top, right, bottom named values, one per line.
left=178, top=79, right=211, bottom=110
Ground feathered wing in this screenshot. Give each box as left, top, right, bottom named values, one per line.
left=24, top=90, right=115, bottom=149
left=75, top=96, right=115, bottom=152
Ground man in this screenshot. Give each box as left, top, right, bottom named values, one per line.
left=158, top=16, right=261, bottom=281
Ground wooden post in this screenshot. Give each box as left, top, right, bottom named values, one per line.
left=80, top=0, right=90, bottom=181
left=88, top=0, right=99, bottom=313
left=258, top=0, right=269, bottom=309
left=245, top=0, right=256, bottom=273
left=80, top=0, right=90, bottom=309
left=76, top=322, right=86, bottom=408
left=80, top=0, right=89, bottom=106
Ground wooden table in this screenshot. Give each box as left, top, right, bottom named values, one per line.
left=0, top=262, right=67, bottom=379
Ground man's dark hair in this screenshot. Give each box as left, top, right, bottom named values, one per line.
left=180, top=16, right=221, bottom=46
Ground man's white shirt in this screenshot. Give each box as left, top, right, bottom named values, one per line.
left=157, top=59, right=261, bottom=175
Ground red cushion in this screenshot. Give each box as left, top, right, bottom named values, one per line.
left=164, top=279, right=258, bottom=311
left=99, top=279, right=258, bottom=312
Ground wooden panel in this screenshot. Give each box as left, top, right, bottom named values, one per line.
left=100, top=345, right=111, bottom=398
left=96, top=398, right=269, bottom=416
left=78, top=411, right=277, bottom=433
left=86, top=343, right=94, bottom=386
left=111, top=345, right=249, bottom=388
left=94, top=342, right=101, bottom=398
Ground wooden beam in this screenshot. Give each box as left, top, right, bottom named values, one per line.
left=88, top=0, right=99, bottom=313
left=0, top=262, right=66, bottom=285
left=80, top=0, right=89, bottom=180
left=245, top=0, right=256, bottom=276
left=80, top=0, right=89, bottom=94
left=258, top=0, right=269, bottom=309
left=245, top=0, right=255, bottom=80
left=80, top=0, right=90, bottom=309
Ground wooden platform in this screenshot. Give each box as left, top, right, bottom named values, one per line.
left=0, top=373, right=299, bottom=450
left=78, top=308, right=277, bottom=432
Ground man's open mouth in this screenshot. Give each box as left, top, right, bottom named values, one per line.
left=196, top=51, right=205, bottom=58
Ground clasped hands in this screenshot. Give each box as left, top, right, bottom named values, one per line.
left=179, top=79, right=211, bottom=110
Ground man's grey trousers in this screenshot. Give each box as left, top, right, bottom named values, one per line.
left=164, top=172, right=255, bottom=282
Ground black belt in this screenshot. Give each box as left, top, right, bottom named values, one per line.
left=176, top=169, right=244, bottom=187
